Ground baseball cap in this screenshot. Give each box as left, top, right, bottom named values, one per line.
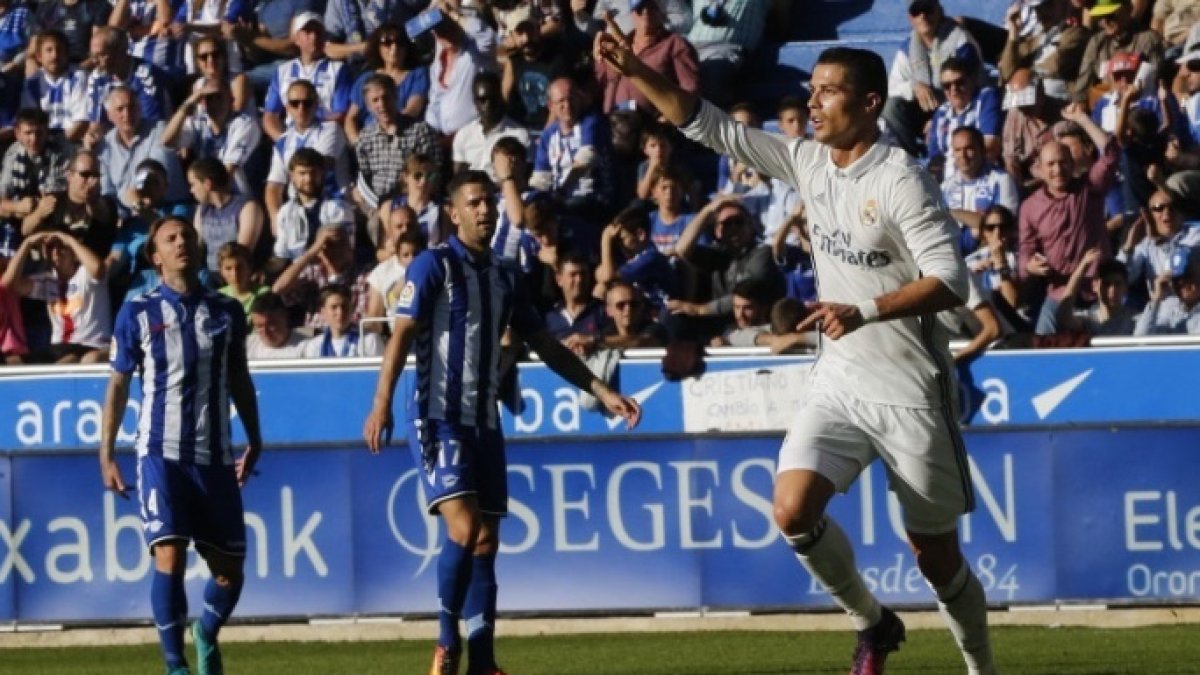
left=505, top=5, right=540, bottom=33
left=1088, top=0, right=1126, bottom=18
left=1107, top=51, right=1141, bottom=74
left=1177, top=23, right=1200, bottom=64
left=290, top=11, right=324, bottom=37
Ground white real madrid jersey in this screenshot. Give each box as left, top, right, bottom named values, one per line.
left=683, top=101, right=969, bottom=408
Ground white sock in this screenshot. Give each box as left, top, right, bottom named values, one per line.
left=929, top=562, right=995, bottom=674
left=785, top=517, right=881, bottom=631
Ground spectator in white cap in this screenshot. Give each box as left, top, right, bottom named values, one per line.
left=262, top=11, right=354, bottom=141
left=270, top=147, right=355, bottom=263
left=1172, top=23, right=1200, bottom=158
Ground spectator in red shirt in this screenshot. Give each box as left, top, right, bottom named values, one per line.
left=1019, top=105, right=1118, bottom=333
left=592, top=0, right=698, bottom=116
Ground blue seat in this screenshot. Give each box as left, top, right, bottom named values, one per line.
left=787, top=0, right=1007, bottom=41
left=764, top=36, right=908, bottom=79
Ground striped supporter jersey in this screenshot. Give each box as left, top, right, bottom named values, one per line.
left=395, top=236, right=543, bottom=429
left=110, top=283, right=247, bottom=465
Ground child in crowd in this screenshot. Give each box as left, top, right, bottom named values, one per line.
left=217, top=242, right=267, bottom=319
left=303, top=284, right=384, bottom=358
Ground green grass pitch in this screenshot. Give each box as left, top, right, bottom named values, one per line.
left=2, top=625, right=1194, bottom=674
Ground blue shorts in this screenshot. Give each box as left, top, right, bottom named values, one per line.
left=407, top=419, right=508, bottom=516
left=136, top=454, right=247, bottom=556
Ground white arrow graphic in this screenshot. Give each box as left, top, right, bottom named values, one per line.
left=1031, top=369, right=1093, bottom=420
left=606, top=381, right=666, bottom=430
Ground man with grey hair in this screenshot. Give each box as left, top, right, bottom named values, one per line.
left=97, top=85, right=187, bottom=212
left=82, top=26, right=173, bottom=144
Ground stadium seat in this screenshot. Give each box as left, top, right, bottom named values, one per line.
left=786, top=0, right=1009, bottom=41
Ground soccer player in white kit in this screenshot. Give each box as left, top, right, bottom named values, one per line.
left=597, top=21, right=997, bottom=675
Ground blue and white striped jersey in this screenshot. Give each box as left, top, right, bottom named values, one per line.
left=396, top=236, right=543, bottom=429
left=85, top=60, right=173, bottom=125
left=110, top=283, right=248, bottom=466
left=263, top=58, right=353, bottom=121
left=22, top=68, right=90, bottom=130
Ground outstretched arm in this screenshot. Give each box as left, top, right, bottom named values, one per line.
left=523, top=328, right=641, bottom=429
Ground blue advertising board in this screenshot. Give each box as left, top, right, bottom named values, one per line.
left=0, top=426, right=1197, bottom=622
left=4, top=348, right=1200, bottom=453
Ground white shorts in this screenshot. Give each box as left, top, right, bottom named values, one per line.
left=777, top=386, right=974, bottom=535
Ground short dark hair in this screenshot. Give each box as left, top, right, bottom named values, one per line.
left=188, top=157, right=231, bottom=191
left=36, top=29, right=69, bottom=53
left=770, top=297, right=807, bottom=335
left=446, top=169, right=493, bottom=201
left=777, top=95, right=808, bottom=116
left=524, top=198, right=558, bottom=237
left=362, top=73, right=397, bottom=101
left=555, top=249, right=591, bottom=274
left=491, top=135, right=527, bottom=160
left=473, top=70, right=502, bottom=93
left=1096, top=259, right=1128, bottom=283
left=612, top=205, right=651, bottom=236
left=396, top=229, right=428, bottom=252
left=649, top=164, right=687, bottom=190
left=940, top=56, right=975, bottom=79
left=145, top=216, right=195, bottom=260
left=731, top=279, right=765, bottom=303
left=640, top=122, right=673, bottom=147
left=728, top=101, right=758, bottom=118
left=286, top=78, right=317, bottom=101
left=950, top=125, right=985, bottom=150
left=14, top=107, right=49, bottom=129
left=289, top=147, right=326, bottom=172
left=815, top=47, right=888, bottom=106
left=217, top=241, right=251, bottom=264
left=318, top=283, right=351, bottom=307
left=250, top=292, right=288, bottom=316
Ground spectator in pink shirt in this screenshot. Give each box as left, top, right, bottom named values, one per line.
left=592, top=0, right=698, bottom=116
left=1019, top=105, right=1118, bottom=333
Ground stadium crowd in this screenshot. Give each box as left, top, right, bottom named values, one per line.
left=0, top=0, right=1198, bottom=370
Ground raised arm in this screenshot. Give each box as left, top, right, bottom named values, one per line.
left=0, top=230, right=46, bottom=295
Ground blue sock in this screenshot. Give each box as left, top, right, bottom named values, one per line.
left=199, top=575, right=244, bottom=639
left=151, top=570, right=188, bottom=669
left=464, top=552, right=498, bottom=670
left=437, top=539, right=474, bottom=649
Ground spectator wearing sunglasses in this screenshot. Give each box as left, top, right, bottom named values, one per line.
left=190, top=35, right=255, bottom=117
left=263, top=79, right=351, bottom=222
left=927, top=58, right=1002, bottom=171
left=600, top=280, right=666, bottom=349
left=1118, top=188, right=1200, bottom=299
left=20, top=150, right=118, bottom=260
left=882, top=0, right=981, bottom=157
left=262, top=12, right=353, bottom=141
left=345, top=24, right=429, bottom=145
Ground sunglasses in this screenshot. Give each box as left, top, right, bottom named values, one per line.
left=941, top=77, right=968, bottom=90
left=288, top=98, right=315, bottom=109
left=717, top=216, right=746, bottom=228
left=196, top=51, right=220, bottom=61
left=379, top=37, right=399, bottom=47
left=74, top=169, right=101, bottom=179
left=982, top=222, right=1005, bottom=231
left=612, top=299, right=643, bottom=310
left=1150, top=202, right=1174, bottom=213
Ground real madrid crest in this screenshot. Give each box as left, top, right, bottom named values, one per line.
left=860, top=199, right=879, bottom=227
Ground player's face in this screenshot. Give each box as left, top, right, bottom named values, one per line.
left=778, top=108, right=807, bottom=139
left=449, top=181, right=497, bottom=250
left=151, top=220, right=200, bottom=276
left=1039, top=142, right=1074, bottom=193
left=951, top=133, right=983, bottom=177
left=808, top=64, right=877, bottom=149
left=732, top=295, right=760, bottom=328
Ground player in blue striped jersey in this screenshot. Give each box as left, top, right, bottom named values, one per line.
left=100, top=216, right=263, bottom=675
left=364, top=171, right=641, bottom=675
